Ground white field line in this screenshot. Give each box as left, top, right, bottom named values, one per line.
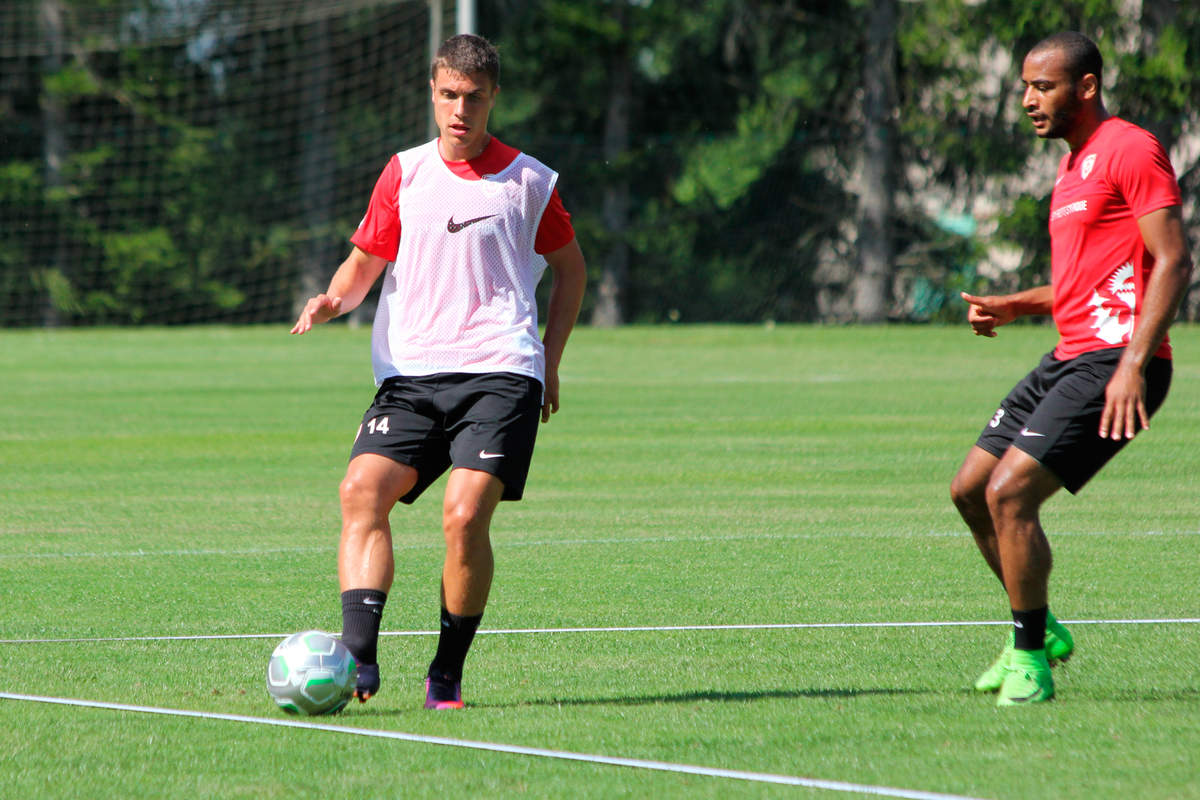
left=3, top=527, right=1197, bottom=560
left=0, top=692, right=988, bottom=800
left=2, top=617, right=1197, bottom=645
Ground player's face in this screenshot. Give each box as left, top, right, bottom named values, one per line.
left=1020, top=48, right=1085, bottom=141
left=431, top=68, right=497, bottom=161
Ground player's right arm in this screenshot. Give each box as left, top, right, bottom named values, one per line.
left=959, top=285, right=1054, bottom=337
left=293, top=156, right=402, bottom=335
left=290, top=246, right=389, bottom=335
left=1099, top=204, right=1193, bottom=440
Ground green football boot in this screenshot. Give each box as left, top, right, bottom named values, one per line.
left=996, top=649, right=1054, bottom=706
left=974, top=613, right=1074, bottom=693
left=973, top=632, right=1015, bottom=693
left=1044, top=614, right=1074, bottom=664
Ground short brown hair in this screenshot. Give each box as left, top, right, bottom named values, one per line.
left=431, top=34, right=500, bottom=87
left=1030, top=31, right=1103, bottom=85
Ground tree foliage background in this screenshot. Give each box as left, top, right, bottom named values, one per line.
left=2, top=0, right=1198, bottom=327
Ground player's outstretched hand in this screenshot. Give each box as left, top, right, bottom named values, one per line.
left=290, top=294, right=343, bottom=335
left=960, top=292, right=1015, bottom=338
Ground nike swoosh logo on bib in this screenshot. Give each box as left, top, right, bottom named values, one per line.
left=447, top=214, right=497, bottom=233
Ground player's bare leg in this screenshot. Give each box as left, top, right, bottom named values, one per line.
left=985, top=449, right=1060, bottom=611
left=951, top=446, right=1006, bottom=584
left=953, top=446, right=1074, bottom=693
left=338, top=453, right=418, bottom=701
left=339, top=453, right=418, bottom=593
left=440, top=468, right=503, bottom=613
left=985, top=448, right=1065, bottom=704
left=425, top=468, right=504, bottom=709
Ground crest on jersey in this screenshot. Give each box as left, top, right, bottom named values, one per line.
left=1088, top=262, right=1136, bottom=344
left=1080, top=153, right=1097, bottom=180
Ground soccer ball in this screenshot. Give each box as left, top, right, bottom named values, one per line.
left=266, top=630, right=357, bottom=715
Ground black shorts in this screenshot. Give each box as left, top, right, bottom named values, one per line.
left=349, top=372, right=543, bottom=504
left=975, top=348, right=1171, bottom=494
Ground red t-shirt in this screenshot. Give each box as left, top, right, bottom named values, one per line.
left=351, top=137, right=575, bottom=260
left=1048, top=117, right=1181, bottom=360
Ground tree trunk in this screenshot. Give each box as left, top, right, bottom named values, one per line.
left=294, top=17, right=337, bottom=320
left=852, top=0, right=897, bottom=323
left=39, top=0, right=68, bottom=326
left=590, top=7, right=631, bottom=328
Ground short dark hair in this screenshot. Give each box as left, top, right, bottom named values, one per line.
left=431, top=34, right=500, bottom=87
left=1030, top=31, right=1103, bottom=85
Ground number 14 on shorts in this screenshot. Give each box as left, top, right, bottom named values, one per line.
left=354, top=416, right=390, bottom=442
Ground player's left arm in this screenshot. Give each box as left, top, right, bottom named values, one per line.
left=1101, top=204, right=1194, bottom=440
left=540, top=237, right=587, bottom=423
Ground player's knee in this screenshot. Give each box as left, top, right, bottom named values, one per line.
left=442, top=503, right=480, bottom=537
left=338, top=473, right=360, bottom=506
left=949, top=475, right=970, bottom=509
left=984, top=473, right=1030, bottom=521
left=950, top=472, right=985, bottom=516
left=443, top=506, right=490, bottom=553
left=339, top=471, right=383, bottom=514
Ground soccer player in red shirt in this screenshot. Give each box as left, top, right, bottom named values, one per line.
left=292, top=34, right=587, bottom=709
left=949, top=32, right=1192, bottom=706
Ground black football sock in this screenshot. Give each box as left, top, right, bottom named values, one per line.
left=340, top=588, right=387, bottom=665
left=428, top=607, right=483, bottom=683
left=1012, top=606, right=1048, bottom=651
left=354, top=663, right=380, bottom=697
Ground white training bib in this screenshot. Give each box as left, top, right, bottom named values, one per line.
left=370, top=140, right=557, bottom=385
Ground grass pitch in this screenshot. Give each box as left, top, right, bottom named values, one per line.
left=1, top=324, right=1197, bottom=799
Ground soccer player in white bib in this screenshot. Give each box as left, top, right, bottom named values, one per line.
left=292, top=34, right=587, bottom=709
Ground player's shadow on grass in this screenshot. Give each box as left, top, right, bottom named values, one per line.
left=342, top=687, right=926, bottom=718
left=491, top=686, right=924, bottom=709
left=342, top=685, right=1199, bottom=717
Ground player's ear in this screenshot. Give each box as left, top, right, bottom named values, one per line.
left=1079, top=73, right=1099, bottom=101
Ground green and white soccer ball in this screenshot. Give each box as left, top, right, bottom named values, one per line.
left=266, top=630, right=357, bottom=715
